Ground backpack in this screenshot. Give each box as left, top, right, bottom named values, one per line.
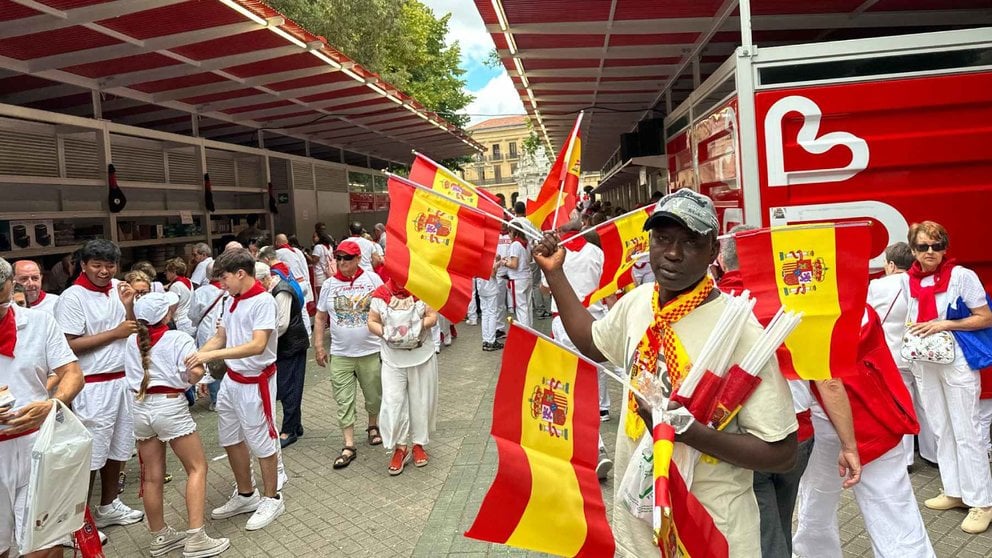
left=381, top=297, right=426, bottom=350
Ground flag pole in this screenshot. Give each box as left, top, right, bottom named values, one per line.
left=386, top=173, right=543, bottom=241
left=551, top=111, right=584, bottom=231
left=410, top=150, right=515, bottom=219
left=509, top=319, right=646, bottom=400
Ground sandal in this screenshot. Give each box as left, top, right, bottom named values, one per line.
left=367, top=426, right=383, bottom=446
left=388, top=447, right=410, bottom=476
left=333, top=446, right=357, bottom=469
left=412, top=444, right=429, bottom=467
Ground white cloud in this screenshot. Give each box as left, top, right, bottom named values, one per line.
left=421, top=0, right=495, bottom=64
left=462, top=71, right=526, bottom=126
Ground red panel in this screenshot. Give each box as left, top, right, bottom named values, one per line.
left=613, top=0, right=725, bottom=19
left=267, top=72, right=352, bottom=92
left=97, top=0, right=242, bottom=40
left=182, top=87, right=259, bottom=105
left=321, top=97, right=389, bottom=111
left=0, top=0, right=45, bottom=22
left=750, top=1, right=864, bottom=16
left=500, top=0, right=612, bottom=24
left=225, top=54, right=322, bottom=78
left=519, top=58, right=602, bottom=70
left=41, top=0, right=110, bottom=8
left=514, top=34, right=606, bottom=49
left=171, top=29, right=284, bottom=60
left=224, top=100, right=296, bottom=115
left=65, top=52, right=180, bottom=79
left=603, top=57, right=683, bottom=67
left=609, top=33, right=700, bottom=46
left=132, top=72, right=225, bottom=94
left=102, top=104, right=164, bottom=119
left=298, top=86, right=369, bottom=103
left=0, top=26, right=119, bottom=60
left=870, top=0, right=991, bottom=9
left=0, top=74, right=58, bottom=94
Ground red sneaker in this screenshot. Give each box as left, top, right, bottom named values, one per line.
left=449, top=324, right=458, bottom=339
left=412, top=444, right=429, bottom=467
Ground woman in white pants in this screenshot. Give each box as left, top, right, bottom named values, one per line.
left=904, top=221, right=992, bottom=534
left=368, top=279, right=439, bottom=476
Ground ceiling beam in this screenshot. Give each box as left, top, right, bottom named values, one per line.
left=148, top=65, right=338, bottom=103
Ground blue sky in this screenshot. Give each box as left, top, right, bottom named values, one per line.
left=421, top=0, right=525, bottom=126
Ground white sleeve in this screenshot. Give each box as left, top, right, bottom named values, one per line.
left=253, top=296, right=278, bottom=332
left=274, top=291, right=292, bottom=336
left=317, top=282, right=332, bottom=313
left=175, top=334, right=198, bottom=377
left=958, top=267, right=989, bottom=309
left=45, top=313, right=78, bottom=370
left=190, top=262, right=206, bottom=287
left=54, top=289, right=87, bottom=336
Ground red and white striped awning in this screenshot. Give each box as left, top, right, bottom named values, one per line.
left=0, top=0, right=483, bottom=165
left=474, top=0, right=992, bottom=170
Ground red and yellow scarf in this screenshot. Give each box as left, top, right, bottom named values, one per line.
left=625, top=277, right=713, bottom=440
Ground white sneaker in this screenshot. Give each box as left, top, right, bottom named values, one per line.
left=93, top=498, right=144, bottom=528
left=150, top=526, right=187, bottom=557
left=211, top=490, right=260, bottom=520
left=596, top=450, right=613, bottom=480
left=277, top=456, right=288, bottom=492
left=443, top=334, right=452, bottom=347
left=245, top=494, right=285, bottom=531
left=183, top=527, right=230, bottom=558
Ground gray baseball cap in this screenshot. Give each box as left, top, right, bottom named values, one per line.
left=643, top=189, right=719, bottom=235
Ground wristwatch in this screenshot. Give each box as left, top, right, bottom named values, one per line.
left=667, top=407, right=696, bottom=435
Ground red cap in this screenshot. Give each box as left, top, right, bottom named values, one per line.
left=334, top=240, right=361, bottom=256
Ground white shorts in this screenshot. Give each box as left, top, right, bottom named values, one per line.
left=216, top=375, right=278, bottom=459
left=133, top=395, right=197, bottom=443
left=74, top=377, right=135, bottom=470
left=0, top=432, right=58, bottom=554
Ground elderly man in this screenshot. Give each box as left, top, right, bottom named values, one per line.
left=0, top=257, right=85, bottom=558
left=189, top=243, right=214, bottom=288
left=535, top=190, right=797, bottom=556
left=346, top=222, right=383, bottom=274
left=373, top=223, right=387, bottom=252
left=13, top=260, right=58, bottom=314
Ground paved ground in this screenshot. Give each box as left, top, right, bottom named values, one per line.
left=93, top=321, right=992, bottom=557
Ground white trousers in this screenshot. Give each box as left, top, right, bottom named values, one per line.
left=793, top=415, right=935, bottom=558
left=432, top=315, right=451, bottom=349
left=496, top=276, right=508, bottom=326
left=508, top=277, right=532, bottom=327
left=899, top=367, right=937, bottom=465
left=466, top=279, right=478, bottom=322
left=980, top=398, right=992, bottom=453
left=379, top=356, right=438, bottom=450
left=478, top=278, right=500, bottom=343
left=912, top=359, right=992, bottom=507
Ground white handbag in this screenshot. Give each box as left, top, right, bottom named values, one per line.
left=19, top=400, right=93, bottom=554
left=901, top=329, right=955, bottom=365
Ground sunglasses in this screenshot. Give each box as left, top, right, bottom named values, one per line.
left=335, top=254, right=357, bottom=261
left=914, top=241, right=946, bottom=253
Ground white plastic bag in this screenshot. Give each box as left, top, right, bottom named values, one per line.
left=18, top=400, right=93, bottom=554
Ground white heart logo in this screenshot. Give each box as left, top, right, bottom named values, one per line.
left=764, top=95, right=869, bottom=187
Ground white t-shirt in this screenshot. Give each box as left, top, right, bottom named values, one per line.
left=29, top=291, right=59, bottom=315
left=495, top=234, right=512, bottom=279
left=632, top=261, right=655, bottom=285
left=55, top=281, right=127, bottom=376
left=506, top=240, right=531, bottom=282
left=124, top=330, right=198, bottom=392
left=317, top=270, right=383, bottom=357
left=190, top=257, right=213, bottom=287
left=312, top=244, right=333, bottom=285
left=867, top=273, right=910, bottom=369
left=0, top=307, right=76, bottom=429
left=906, top=265, right=989, bottom=368
left=190, top=282, right=227, bottom=348
left=168, top=281, right=195, bottom=336
left=277, top=247, right=313, bottom=303
left=220, top=290, right=278, bottom=374
left=347, top=236, right=382, bottom=274
left=370, top=297, right=435, bottom=368
left=542, top=241, right=607, bottom=319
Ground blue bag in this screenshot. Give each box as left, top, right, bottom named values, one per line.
left=947, top=295, right=992, bottom=370
left=270, top=268, right=305, bottom=310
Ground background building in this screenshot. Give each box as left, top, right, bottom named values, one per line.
left=461, top=116, right=529, bottom=202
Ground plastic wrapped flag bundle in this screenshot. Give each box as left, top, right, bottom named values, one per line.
left=672, top=291, right=756, bottom=421
left=709, top=307, right=802, bottom=430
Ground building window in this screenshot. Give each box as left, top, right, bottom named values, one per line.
left=492, top=144, right=501, bottom=160
left=508, top=142, right=517, bottom=158
left=510, top=163, right=517, bottom=175
left=494, top=165, right=502, bottom=182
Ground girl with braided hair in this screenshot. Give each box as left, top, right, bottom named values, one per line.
left=124, top=292, right=230, bottom=557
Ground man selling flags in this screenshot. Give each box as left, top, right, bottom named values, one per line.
left=533, top=189, right=798, bottom=557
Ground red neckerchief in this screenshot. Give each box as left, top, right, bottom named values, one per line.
left=513, top=237, right=528, bottom=248
left=74, top=273, right=112, bottom=295
left=210, top=280, right=223, bottom=289
left=561, top=231, right=588, bottom=252
left=334, top=266, right=364, bottom=287
left=271, top=261, right=291, bottom=277
left=230, top=280, right=266, bottom=313
left=372, top=279, right=414, bottom=304
left=276, top=244, right=292, bottom=251
left=29, top=290, right=48, bottom=308
left=908, top=257, right=957, bottom=322
left=173, top=276, right=192, bottom=290
left=0, top=306, right=15, bottom=358
left=142, top=323, right=169, bottom=348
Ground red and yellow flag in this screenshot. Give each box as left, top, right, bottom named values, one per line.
left=408, top=154, right=505, bottom=278
left=385, top=176, right=499, bottom=322
left=465, top=323, right=614, bottom=557
left=735, top=223, right=871, bottom=380
left=526, top=114, right=582, bottom=231
left=660, top=462, right=730, bottom=558
left=575, top=205, right=653, bottom=304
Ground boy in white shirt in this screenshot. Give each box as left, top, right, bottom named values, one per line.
left=186, top=248, right=285, bottom=531
left=501, top=219, right=534, bottom=327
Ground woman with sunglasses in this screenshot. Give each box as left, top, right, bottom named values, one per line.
left=905, top=220, right=992, bottom=534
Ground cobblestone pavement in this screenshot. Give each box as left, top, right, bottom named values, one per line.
left=96, top=321, right=991, bottom=557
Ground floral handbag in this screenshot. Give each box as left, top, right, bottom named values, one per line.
left=900, top=328, right=955, bottom=364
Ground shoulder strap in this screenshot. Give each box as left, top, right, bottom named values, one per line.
left=881, top=286, right=903, bottom=324
left=203, top=292, right=226, bottom=321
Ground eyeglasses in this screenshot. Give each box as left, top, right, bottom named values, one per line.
left=913, top=241, right=946, bottom=253
left=134, top=290, right=150, bottom=299
left=335, top=254, right=357, bottom=261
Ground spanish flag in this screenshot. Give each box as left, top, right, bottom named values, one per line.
left=576, top=205, right=653, bottom=304
left=465, top=323, right=614, bottom=557
left=408, top=153, right=505, bottom=278
left=526, top=114, right=582, bottom=231
left=660, top=461, right=730, bottom=558
left=735, top=223, right=871, bottom=380
left=385, top=176, right=499, bottom=322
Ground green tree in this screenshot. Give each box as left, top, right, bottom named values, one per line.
left=267, top=0, right=472, bottom=128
